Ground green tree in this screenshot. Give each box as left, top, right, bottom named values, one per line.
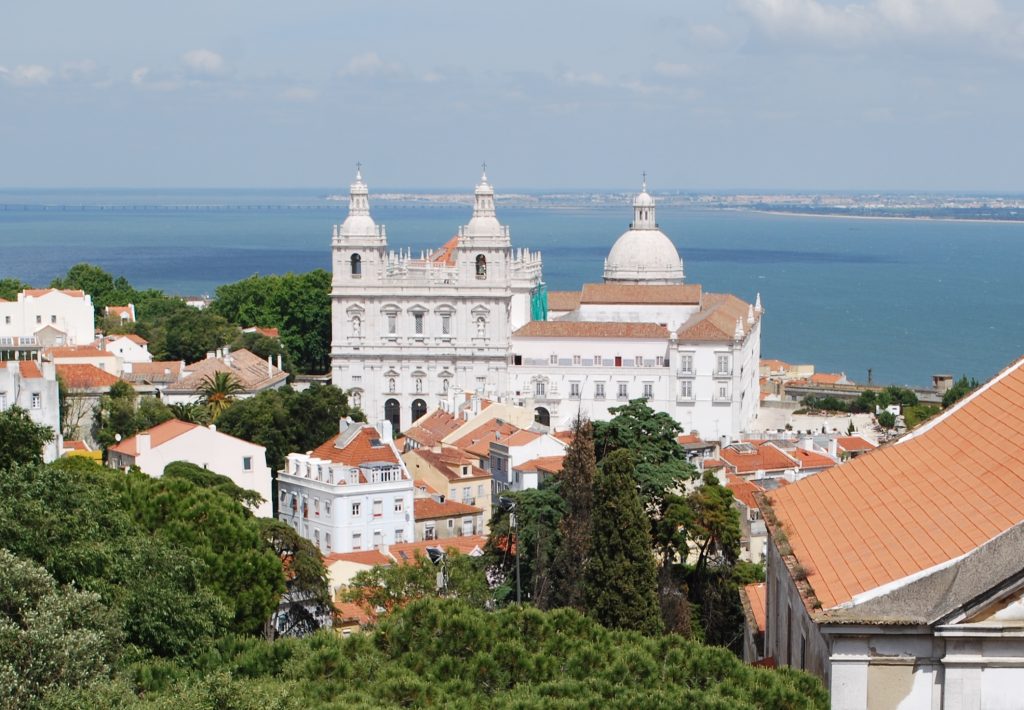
left=198, top=371, right=246, bottom=420
left=92, top=381, right=138, bottom=453
left=942, top=375, right=980, bottom=408
left=0, top=277, right=30, bottom=301
left=169, top=401, right=211, bottom=425
left=877, top=410, right=897, bottom=430
left=231, top=331, right=295, bottom=376
left=0, top=549, right=121, bottom=708
left=546, top=417, right=595, bottom=611
left=583, top=449, right=663, bottom=635
left=259, top=519, right=331, bottom=639
left=136, top=395, right=174, bottom=431
left=50, top=263, right=139, bottom=318
left=884, top=386, right=919, bottom=407
left=158, top=309, right=239, bottom=363
left=0, top=406, right=54, bottom=471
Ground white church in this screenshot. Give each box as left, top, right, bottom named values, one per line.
left=330, top=168, right=761, bottom=440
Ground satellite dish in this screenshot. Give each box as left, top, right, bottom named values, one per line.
left=114, top=434, right=122, bottom=442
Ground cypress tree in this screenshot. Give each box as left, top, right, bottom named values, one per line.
left=583, top=449, right=663, bottom=635
left=546, top=417, right=596, bottom=611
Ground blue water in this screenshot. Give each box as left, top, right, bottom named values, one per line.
left=2, top=189, right=1022, bottom=387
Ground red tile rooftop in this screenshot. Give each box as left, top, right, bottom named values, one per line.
left=309, top=426, right=399, bottom=467
left=18, top=360, right=43, bottom=378
left=109, top=419, right=199, bottom=457
left=414, top=498, right=482, bottom=520
left=767, top=355, right=1024, bottom=610
left=744, top=583, right=767, bottom=633
left=513, top=321, right=668, bottom=339
left=55, top=363, right=119, bottom=390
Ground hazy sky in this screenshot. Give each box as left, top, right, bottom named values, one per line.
left=2, top=0, right=1023, bottom=190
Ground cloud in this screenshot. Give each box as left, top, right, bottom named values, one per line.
left=561, top=70, right=609, bottom=87
left=181, top=49, right=226, bottom=77
left=561, top=70, right=668, bottom=96
left=338, top=52, right=401, bottom=77
left=130, top=66, right=180, bottom=91
left=280, top=86, right=317, bottom=101
left=59, top=59, right=97, bottom=81
left=653, top=61, right=694, bottom=78
left=131, top=67, right=150, bottom=85
left=0, top=64, right=53, bottom=87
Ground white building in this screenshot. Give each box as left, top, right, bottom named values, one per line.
left=0, top=360, right=62, bottom=462
left=277, top=419, right=414, bottom=555
left=330, top=167, right=544, bottom=433
left=104, top=334, right=152, bottom=364
left=107, top=419, right=273, bottom=517
left=330, top=169, right=760, bottom=440
left=0, top=288, right=95, bottom=352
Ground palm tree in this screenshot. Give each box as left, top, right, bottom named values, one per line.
left=169, top=401, right=211, bottom=425
left=197, top=371, right=246, bottom=420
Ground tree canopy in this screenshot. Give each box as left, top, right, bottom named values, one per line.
left=0, top=406, right=54, bottom=471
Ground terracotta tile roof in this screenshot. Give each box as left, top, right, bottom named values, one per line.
left=676, top=292, right=755, bottom=342
left=404, top=408, right=461, bottom=447
left=324, top=550, right=392, bottom=567
left=744, top=583, right=767, bottom=633
left=726, top=473, right=765, bottom=510
left=719, top=442, right=798, bottom=475
left=414, top=479, right=441, bottom=496
left=787, top=447, right=837, bottom=470
left=414, top=498, right=482, bottom=520
left=56, top=363, right=119, bottom=390
left=503, top=429, right=541, bottom=447
left=452, top=419, right=522, bottom=457
left=579, top=283, right=702, bottom=305
left=105, top=305, right=135, bottom=321
left=430, top=236, right=459, bottom=266
left=46, top=344, right=108, bottom=358
left=334, top=601, right=372, bottom=625
left=387, top=535, right=488, bottom=564
left=62, top=440, right=89, bottom=451
left=811, top=372, right=845, bottom=385
left=836, top=435, right=876, bottom=453
left=761, top=359, right=791, bottom=370
left=767, top=355, right=1024, bottom=610
left=24, top=288, right=86, bottom=298
left=547, top=290, right=581, bottom=311
left=515, top=455, right=565, bottom=474
left=120, top=360, right=184, bottom=385
left=106, top=333, right=148, bottom=346
left=404, top=448, right=490, bottom=482
left=243, top=326, right=279, bottom=338
left=701, top=458, right=725, bottom=470
left=552, top=430, right=574, bottom=444
left=167, top=348, right=287, bottom=393
left=513, top=321, right=668, bottom=339
left=108, top=419, right=199, bottom=456
left=18, top=360, right=43, bottom=378
left=678, top=434, right=702, bottom=445
left=310, top=426, right=399, bottom=467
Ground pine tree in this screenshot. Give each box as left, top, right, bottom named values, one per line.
left=546, top=417, right=596, bottom=611
left=583, top=449, right=663, bottom=635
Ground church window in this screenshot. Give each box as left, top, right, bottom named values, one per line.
left=534, top=381, right=546, bottom=397
left=476, top=316, right=487, bottom=338
left=350, top=253, right=362, bottom=276
left=617, top=382, right=628, bottom=399
left=549, top=354, right=558, bottom=365
left=441, top=315, right=451, bottom=335
left=414, top=313, right=424, bottom=335
left=475, top=254, right=487, bottom=279
left=387, top=314, right=397, bottom=335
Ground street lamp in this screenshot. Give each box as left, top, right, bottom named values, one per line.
left=498, top=496, right=521, bottom=604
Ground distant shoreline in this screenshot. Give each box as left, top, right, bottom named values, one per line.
left=743, top=208, right=1024, bottom=225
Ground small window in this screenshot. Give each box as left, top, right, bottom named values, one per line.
left=325, top=533, right=332, bottom=551
left=30, top=393, right=40, bottom=409
left=325, top=501, right=331, bottom=515
left=314, top=498, right=320, bottom=515
left=35, top=315, right=41, bottom=324
left=373, top=531, right=383, bottom=549
left=50, top=315, right=56, bottom=324
left=475, top=254, right=487, bottom=279
left=441, top=315, right=451, bottom=335
left=594, top=355, right=603, bottom=366
left=394, top=498, right=403, bottom=513
left=643, top=383, right=654, bottom=399
left=680, top=353, right=694, bottom=374
left=387, top=314, right=397, bottom=335
left=680, top=380, right=693, bottom=399
left=549, top=354, right=558, bottom=365
left=617, top=383, right=628, bottom=399
left=395, top=529, right=405, bottom=543
left=3, top=316, right=9, bottom=324
left=534, top=381, right=546, bottom=396
left=372, top=500, right=383, bottom=517
left=352, top=533, right=362, bottom=550
left=350, top=253, right=362, bottom=276
left=570, top=382, right=581, bottom=398
left=242, top=456, right=252, bottom=471
left=717, top=354, right=731, bottom=375
left=635, top=355, right=644, bottom=366
left=414, top=313, right=424, bottom=335
left=448, top=519, right=454, bottom=529
left=352, top=502, right=361, bottom=517
left=594, top=382, right=605, bottom=399
left=572, top=355, right=581, bottom=365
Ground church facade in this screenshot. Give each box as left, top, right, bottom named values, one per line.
left=331, top=169, right=760, bottom=439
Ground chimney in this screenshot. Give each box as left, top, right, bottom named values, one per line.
left=339, top=416, right=352, bottom=434
left=208, top=424, right=217, bottom=432
left=267, top=355, right=273, bottom=379
left=798, top=435, right=813, bottom=451
left=276, top=354, right=282, bottom=371
left=828, top=437, right=838, bottom=459
left=137, top=432, right=151, bottom=454
left=378, top=419, right=393, bottom=442
left=206, top=351, right=216, bottom=360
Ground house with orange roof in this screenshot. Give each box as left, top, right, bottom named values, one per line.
left=0, top=287, right=95, bottom=351
left=278, top=418, right=414, bottom=555
left=402, top=446, right=492, bottom=533
left=104, top=304, right=136, bottom=324
left=119, top=360, right=185, bottom=393
left=726, top=473, right=770, bottom=563
left=242, top=325, right=280, bottom=339
left=758, top=355, right=1024, bottom=707
left=512, top=454, right=565, bottom=490
left=403, top=407, right=462, bottom=449
left=45, top=343, right=122, bottom=376
left=163, top=347, right=288, bottom=405
left=324, top=549, right=393, bottom=599
left=0, top=359, right=62, bottom=461
left=108, top=418, right=273, bottom=516
left=835, top=434, right=877, bottom=459
left=103, top=333, right=151, bottom=364
left=413, top=497, right=485, bottom=541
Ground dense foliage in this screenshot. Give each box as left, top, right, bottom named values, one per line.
left=214, top=384, right=363, bottom=472
left=92, top=381, right=174, bottom=453
left=0, top=407, right=54, bottom=471
left=48, top=599, right=827, bottom=709
left=942, top=375, right=980, bottom=408
left=801, top=385, right=920, bottom=414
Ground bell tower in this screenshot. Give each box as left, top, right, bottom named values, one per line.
left=333, top=164, right=387, bottom=287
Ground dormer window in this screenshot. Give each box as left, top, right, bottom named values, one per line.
left=351, top=253, right=362, bottom=277
left=461, top=464, right=471, bottom=477
left=475, top=254, right=487, bottom=279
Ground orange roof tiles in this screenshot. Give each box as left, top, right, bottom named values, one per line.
left=761, top=359, right=792, bottom=370
left=719, top=442, right=798, bottom=474
left=107, top=333, right=148, bottom=346
left=18, top=360, right=43, bottom=378
left=547, top=290, right=581, bottom=311
left=56, top=363, right=119, bottom=390
left=243, top=326, right=279, bottom=338
left=404, top=408, right=461, bottom=447
left=837, top=436, right=876, bottom=453
left=430, top=236, right=459, bottom=266
left=580, top=283, right=702, bottom=305
left=62, top=440, right=89, bottom=451
left=787, top=447, right=837, bottom=470
left=334, top=601, right=373, bottom=625
left=414, top=498, right=482, bottom=520
left=388, top=535, right=488, bottom=564
left=109, top=419, right=199, bottom=456
left=768, top=355, right=1024, bottom=610
left=47, top=344, right=108, bottom=358
left=406, top=447, right=490, bottom=481
left=811, top=372, right=845, bottom=385
left=502, top=429, right=541, bottom=447
left=120, top=360, right=183, bottom=384
left=701, top=458, right=725, bottom=470
left=24, top=288, right=85, bottom=298
left=310, top=426, right=399, bottom=467
left=744, top=583, right=767, bottom=633
left=452, top=419, right=521, bottom=456
left=515, top=455, right=565, bottom=474
left=324, top=550, right=392, bottom=567
left=726, top=473, right=765, bottom=510
left=513, top=321, right=668, bottom=339
left=167, top=348, right=287, bottom=393
left=676, top=292, right=756, bottom=342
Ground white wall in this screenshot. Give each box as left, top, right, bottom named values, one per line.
left=0, top=361, right=62, bottom=461
left=0, top=290, right=95, bottom=346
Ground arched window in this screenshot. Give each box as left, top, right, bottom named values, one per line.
left=351, top=315, right=361, bottom=337
left=384, top=399, right=401, bottom=433
left=350, top=253, right=362, bottom=276
left=534, top=407, right=550, bottom=427
left=411, top=399, right=427, bottom=423
left=475, top=254, right=487, bottom=279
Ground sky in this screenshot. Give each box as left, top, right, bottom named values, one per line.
left=2, top=0, right=1023, bottom=190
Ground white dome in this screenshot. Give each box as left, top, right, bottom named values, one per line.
left=633, top=190, right=655, bottom=207
left=603, top=227, right=684, bottom=284
left=339, top=214, right=379, bottom=237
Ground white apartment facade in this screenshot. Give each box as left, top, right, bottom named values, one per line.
left=277, top=419, right=414, bottom=555
left=0, top=360, right=62, bottom=462
left=0, top=289, right=95, bottom=350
